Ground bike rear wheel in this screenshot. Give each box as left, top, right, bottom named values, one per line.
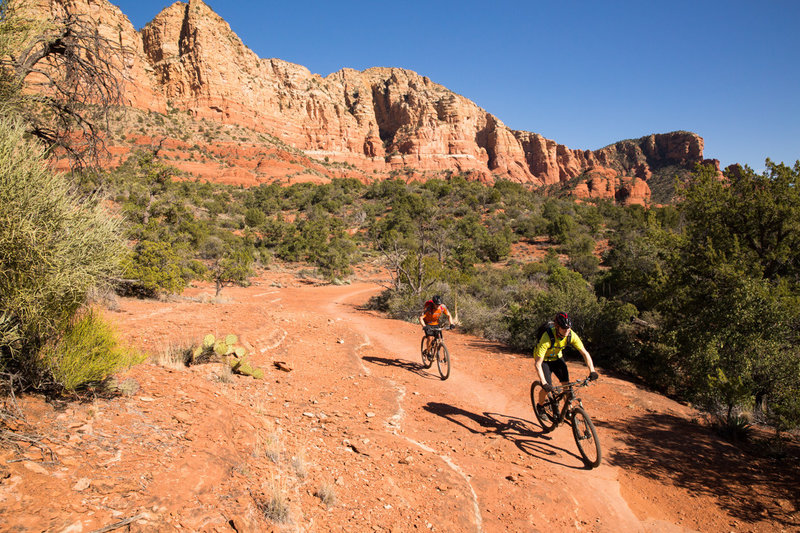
left=420, top=337, right=433, bottom=368
left=530, top=381, right=559, bottom=432
left=436, top=342, right=451, bottom=380
left=571, top=406, right=601, bottom=468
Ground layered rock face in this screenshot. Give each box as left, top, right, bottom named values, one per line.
left=30, top=0, right=715, bottom=204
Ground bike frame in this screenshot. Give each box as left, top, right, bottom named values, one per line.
left=422, top=325, right=453, bottom=380
left=424, top=325, right=447, bottom=348
left=547, top=378, right=590, bottom=425
left=533, top=376, right=601, bottom=468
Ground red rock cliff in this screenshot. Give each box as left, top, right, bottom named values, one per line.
left=25, top=0, right=714, bottom=204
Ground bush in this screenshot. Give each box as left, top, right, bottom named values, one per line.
left=455, top=293, right=509, bottom=343
left=0, top=118, right=125, bottom=382
left=546, top=213, right=576, bottom=244
left=315, top=236, right=358, bottom=280
left=712, top=413, right=752, bottom=442
left=369, top=282, right=457, bottom=326
left=40, top=310, right=143, bottom=391
left=567, top=252, right=600, bottom=281
left=506, top=267, right=601, bottom=352
left=123, top=240, right=187, bottom=296
left=385, top=290, right=429, bottom=323
left=243, top=207, right=267, bottom=228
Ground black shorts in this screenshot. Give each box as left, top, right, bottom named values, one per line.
left=542, top=358, right=569, bottom=386
left=423, top=325, right=442, bottom=338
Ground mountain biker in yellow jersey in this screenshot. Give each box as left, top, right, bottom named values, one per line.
left=534, top=312, right=598, bottom=418
left=419, top=295, right=454, bottom=361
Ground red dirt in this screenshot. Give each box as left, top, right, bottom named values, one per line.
left=1, top=269, right=798, bottom=532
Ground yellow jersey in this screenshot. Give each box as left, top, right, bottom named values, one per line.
left=533, top=328, right=585, bottom=362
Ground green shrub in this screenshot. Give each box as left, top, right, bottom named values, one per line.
left=455, top=293, right=508, bottom=343
left=315, top=236, right=358, bottom=280
left=0, top=118, right=124, bottom=381
left=122, top=240, right=187, bottom=296
left=506, top=267, right=601, bottom=352
left=243, top=207, right=267, bottom=228
left=41, top=310, right=143, bottom=391
left=712, top=413, right=752, bottom=442
left=567, top=252, right=600, bottom=281
left=384, top=289, right=428, bottom=323
left=546, top=213, right=576, bottom=244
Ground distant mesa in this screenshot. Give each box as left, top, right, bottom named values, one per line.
left=30, top=0, right=717, bottom=204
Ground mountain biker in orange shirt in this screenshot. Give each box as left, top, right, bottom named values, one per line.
left=419, top=295, right=454, bottom=360
left=533, top=312, right=598, bottom=418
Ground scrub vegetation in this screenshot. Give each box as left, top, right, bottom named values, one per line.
left=1, top=0, right=797, bottom=436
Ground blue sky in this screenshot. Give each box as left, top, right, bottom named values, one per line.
left=112, top=0, right=799, bottom=171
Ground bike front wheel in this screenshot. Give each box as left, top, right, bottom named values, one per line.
left=530, top=381, right=559, bottom=432
left=420, top=337, right=433, bottom=368
left=571, top=406, right=601, bottom=468
left=436, top=342, right=451, bottom=380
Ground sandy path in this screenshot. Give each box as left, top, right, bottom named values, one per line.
left=3, top=274, right=795, bottom=532
left=314, top=282, right=647, bottom=532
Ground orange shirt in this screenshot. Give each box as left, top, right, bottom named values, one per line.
left=422, top=304, right=448, bottom=325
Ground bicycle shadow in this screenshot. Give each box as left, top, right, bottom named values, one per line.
left=423, top=402, right=588, bottom=469
left=362, top=355, right=442, bottom=380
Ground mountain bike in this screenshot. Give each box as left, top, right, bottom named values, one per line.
left=420, top=325, right=453, bottom=380
left=530, top=377, right=601, bottom=468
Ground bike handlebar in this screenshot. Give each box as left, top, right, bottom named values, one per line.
left=424, top=324, right=455, bottom=331
left=553, top=377, right=592, bottom=392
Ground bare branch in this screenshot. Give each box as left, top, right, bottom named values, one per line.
left=1, top=4, right=129, bottom=171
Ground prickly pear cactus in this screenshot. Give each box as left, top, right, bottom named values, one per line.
left=188, top=332, right=265, bottom=379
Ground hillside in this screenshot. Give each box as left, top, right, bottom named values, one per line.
left=1, top=269, right=797, bottom=531
left=25, top=0, right=720, bottom=204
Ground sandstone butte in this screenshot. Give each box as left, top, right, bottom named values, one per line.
left=23, top=0, right=721, bottom=205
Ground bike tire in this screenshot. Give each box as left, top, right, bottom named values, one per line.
left=420, top=337, right=433, bottom=369
left=436, top=342, right=451, bottom=380
left=571, top=406, right=601, bottom=468
left=530, top=381, right=559, bottom=432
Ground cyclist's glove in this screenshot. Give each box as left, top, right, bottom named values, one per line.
left=589, top=371, right=599, bottom=381
left=542, top=382, right=555, bottom=393
left=448, top=324, right=455, bottom=330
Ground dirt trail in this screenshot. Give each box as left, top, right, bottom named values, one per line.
left=323, top=283, right=657, bottom=532
left=1, top=273, right=797, bottom=532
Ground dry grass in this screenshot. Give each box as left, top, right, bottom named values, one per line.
left=315, top=481, right=337, bottom=507
left=150, top=341, right=191, bottom=369
left=291, top=449, right=307, bottom=479
left=258, top=430, right=283, bottom=464
left=253, top=400, right=272, bottom=417
left=255, top=476, right=291, bottom=524
left=215, top=361, right=233, bottom=383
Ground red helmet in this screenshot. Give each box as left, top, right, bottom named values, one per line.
left=555, top=312, right=572, bottom=329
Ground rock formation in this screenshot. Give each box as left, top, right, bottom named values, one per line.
left=21, top=0, right=719, bottom=204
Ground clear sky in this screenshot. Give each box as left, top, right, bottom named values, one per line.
left=111, top=0, right=799, bottom=172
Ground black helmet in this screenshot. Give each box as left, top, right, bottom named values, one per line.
left=432, top=295, right=442, bottom=305
left=555, top=311, right=571, bottom=329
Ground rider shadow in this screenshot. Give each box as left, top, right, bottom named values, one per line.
left=362, top=355, right=442, bottom=380
left=423, top=402, right=587, bottom=469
